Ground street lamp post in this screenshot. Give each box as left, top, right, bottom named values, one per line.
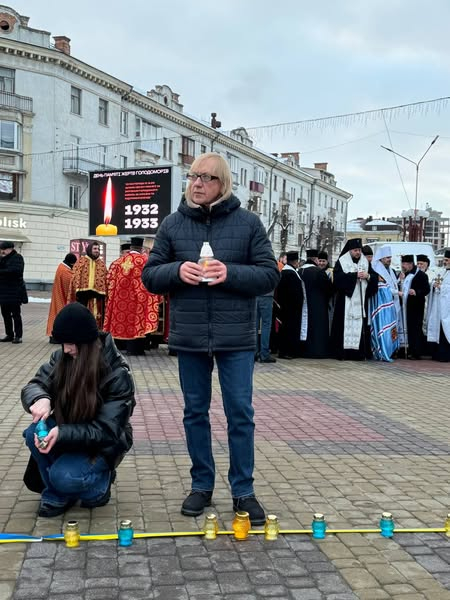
left=381, top=135, right=439, bottom=241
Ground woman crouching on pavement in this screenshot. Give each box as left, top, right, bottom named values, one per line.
left=21, top=302, right=135, bottom=518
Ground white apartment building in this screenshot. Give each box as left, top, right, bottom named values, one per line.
left=0, top=5, right=352, bottom=286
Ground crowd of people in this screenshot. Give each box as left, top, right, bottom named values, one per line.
left=6, top=151, right=449, bottom=524
left=45, top=238, right=162, bottom=355
left=264, top=241, right=450, bottom=363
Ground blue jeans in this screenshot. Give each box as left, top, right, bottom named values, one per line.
left=256, top=296, right=274, bottom=360
left=24, top=419, right=111, bottom=507
left=178, top=350, right=255, bottom=498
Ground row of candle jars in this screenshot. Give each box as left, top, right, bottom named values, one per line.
left=63, top=519, right=134, bottom=548
left=204, top=512, right=280, bottom=541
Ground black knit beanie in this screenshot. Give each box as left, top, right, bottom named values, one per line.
left=52, top=302, right=99, bottom=344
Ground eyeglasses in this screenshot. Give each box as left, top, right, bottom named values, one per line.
left=186, top=173, right=220, bottom=183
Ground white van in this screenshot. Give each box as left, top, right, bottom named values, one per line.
left=370, top=242, right=436, bottom=270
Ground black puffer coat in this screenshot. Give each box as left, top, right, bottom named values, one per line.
left=0, top=250, right=28, bottom=304
left=21, top=333, right=135, bottom=468
left=142, top=194, right=280, bottom=353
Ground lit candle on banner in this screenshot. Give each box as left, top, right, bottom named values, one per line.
left=96, top=177, right=118, bottom=235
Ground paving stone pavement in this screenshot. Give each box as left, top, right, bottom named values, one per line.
left=0, top=301, right=450, bottom=599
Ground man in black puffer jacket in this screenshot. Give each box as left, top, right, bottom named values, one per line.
left=142, top=153, right=280, bottom=525
left=0, top=240, right=28, bottom=343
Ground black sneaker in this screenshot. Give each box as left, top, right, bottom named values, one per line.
left=232, top=495, right=265, bottom=526
left=0, top=335, right=13, bottom=342
left=38, top=500, right=76, bottom=518
left=181, top=491, right=212, bottom=516
left=260, top=356, right=276, bottom=363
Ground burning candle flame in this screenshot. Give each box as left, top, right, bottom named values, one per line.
left=104, top=177, right=113, bottom=225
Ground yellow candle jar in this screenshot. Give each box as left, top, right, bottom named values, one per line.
left=232, top=511, right=250, bottom=540
left=203, top=513, right=219, bottom=540
left=64, top=520, right=80, bottom=548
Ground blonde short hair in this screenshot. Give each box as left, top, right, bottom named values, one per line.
left=185, top=152, right=233, bottom=202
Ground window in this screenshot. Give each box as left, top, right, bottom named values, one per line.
left=255, top=167, right=265, bottom=184
left=201, top=144, right=207, bottom=154
left=273, top=175, right=277, bottom=191
left=99, top=98, right=108, bottom=125
left=0, top=67, right=14, bottom=92
left=163, top=138, right=173, bottom=161
left=0, top=121, right=20, bottom=150
left=135, top=117, right=141, bottom=137
left=240, top=168, right=248, bottom=186
left=290, top=187, right=296, bottom=203
left=142, top=120, right=160, bottom=140
left=229, top=154, right=239, bottom=175
left=120, top=155, right=127, bottom=168
left=318, top=192, right=322, bottom=207
left=120, top=110, right=128, bottom=135
left=69, top=184, right=81, bottom=209
left=182, top=136, right=195, bottom=157
left=262, top=199, right=267, bottom=216
left=324, top=195, right=328, bottom=209
left=0, top=172, right=18, bottom=200
left=70, top=86, right=81, bottom=115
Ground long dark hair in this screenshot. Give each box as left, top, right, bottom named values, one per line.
left=52, top=339, right=108, bottom=424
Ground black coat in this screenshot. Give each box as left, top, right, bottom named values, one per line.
left=141, top=194, right=280, bottom=353
left=276, top=266, right=304, bottom=357
left=402, top=267, right=430, bottom=357
left=21, top=333, right=135, bottom=468
left=298, top=263, right=333, bottom=358
left=0, top=250, right=28, bottom=304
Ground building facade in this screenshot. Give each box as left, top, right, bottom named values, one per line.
left=0, top=6, right=352, bottom=285
left=347, top=217, right=403, bottom=245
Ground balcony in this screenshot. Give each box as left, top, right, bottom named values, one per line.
left=249, top=180, right=264, bottom=193
left=0, top=91, right=33, bottom=113
left=297, top=197, right=307, bottom=209
left=63, top=152, right=114, bottom=176
left=134, top=137, right=162, bottom=157
left=179, top=153, right=195, bottom=166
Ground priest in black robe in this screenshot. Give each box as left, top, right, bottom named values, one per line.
left=276, top=251, right=304, bottom=359
left=398, top=254, right=430, bottom=359
left=330, top=238, right=378, bottom=360
left=298, top=249, right=333, bottom=358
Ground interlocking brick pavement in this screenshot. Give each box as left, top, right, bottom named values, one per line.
left=1, top=301, right=450, bottom=599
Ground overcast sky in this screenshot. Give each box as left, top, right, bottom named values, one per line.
left=14, top=0, right=450, bottom=219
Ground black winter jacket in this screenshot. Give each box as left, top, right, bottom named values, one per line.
left=0, top=250, right=28, bottom=304
left=142, top=194, right=280, bottom=352
left=21, top=333, right=135, bottom=468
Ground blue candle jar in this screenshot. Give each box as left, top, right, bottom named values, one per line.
left=35, top=420, right=49, bottom=447
left=379, top=512, right=394, bottom=538
left=118, top=519, right=134, bottom=546
left=312, top=513, right=326, bottom=539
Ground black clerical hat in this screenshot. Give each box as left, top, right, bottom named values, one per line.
left=339, top=238, right=362, bottom=257
left=362, top=245, right=373, bottom=256
left=416, top=254, right=429, bottom=264
left=130, top=237, right=144, bottom=248
left=445, top=250, right=450, bottom=258
left=286, top=250, right=299, bottom=261
left=401, top=254, right=414, bottom=263
left=318, top=251, right=328, bottom=260
left=306, top=249, right=319, bottom=258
